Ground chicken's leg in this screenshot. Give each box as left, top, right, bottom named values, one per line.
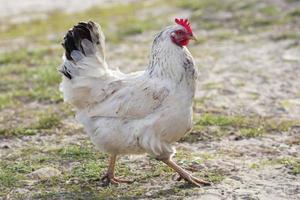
left=161, top=158, right=211, bottom=187
left=100, top=155, right=133, bottom=186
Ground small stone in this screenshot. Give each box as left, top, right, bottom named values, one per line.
left=0, top=143, right=11, bottom=149
left=27, top=167, right=61, bottom=180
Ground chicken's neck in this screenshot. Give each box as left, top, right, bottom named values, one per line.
left=146, top=39, right=197, bottom=87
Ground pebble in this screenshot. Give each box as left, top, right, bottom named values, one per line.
left=27, top=167, right=61, bottom=180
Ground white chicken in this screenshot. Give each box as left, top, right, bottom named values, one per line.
left=59, top=18, right=210, bottom=186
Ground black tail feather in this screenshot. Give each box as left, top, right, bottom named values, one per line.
left=62, top=21, right=94, bottom=61
left=60, top=21, right=102, bottom=79
left=59, top=65, right=72, bottom=79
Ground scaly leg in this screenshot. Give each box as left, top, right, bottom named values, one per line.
left=100, top=155, right=133, bottom=186
left=161, top=158, right=211, bottom=187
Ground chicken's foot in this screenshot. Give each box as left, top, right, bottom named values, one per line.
left=100, top=155, right=133, bottom=186
left=161, top=158, right=211, bottom=187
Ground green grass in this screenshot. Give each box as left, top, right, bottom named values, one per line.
left=0, top=159, right=41, bottom=196
left=275, top=157, right=300, bottom=175
left=58, top=145, right=99, bottom=160
left=249, top=157, right=300, bottom=175
left=196, top=114, right=299, bottom=132
left=0, top=109, right=62, bottom=137
left=1, top=143, right=209, bottom=199
left=0, top=2, right=163, bottom=43
left=0, top=47, right=62, bottom=111
left=181, top=114, right=300, bottom=142
left=288, top=7, right=300, bottom=17
left=69, top=160, right=104, bottom=181
left=35, top=113, right=61, bottom=129
left=0, top=127, right=38, bottom=137
left=0, top=166, right=21, bottom=189
left=198, top=169, right=225, bottom=183
left=239, top=127, right=265, bottom=138
left=176, top=0, right=223, bottom=11
left=173, top=0, right=298, bottom=32
left=202, top=82, right=223, bottom=90
left=196, top=114, right=245, bottom=126
left=271, top=32, right=300, bottom=41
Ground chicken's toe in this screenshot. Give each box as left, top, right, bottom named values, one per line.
left=113, top=177, right=134, bottom=184
left=184, top=175, right=202, bottom=187
left=100, top=174, right=133, bottom=186
left=190, top=176, right=211, bottom=186
left=173, top=173, right=211, bottom=186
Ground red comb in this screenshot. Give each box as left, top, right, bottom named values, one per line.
left=175, top=18, right=192, bottom=34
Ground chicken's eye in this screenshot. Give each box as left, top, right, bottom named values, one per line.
left=176, top=30, right=185, bottom=35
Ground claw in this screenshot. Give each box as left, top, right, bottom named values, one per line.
left=100, top=173, right=133, bottom=186
left=113, top=177, right=134, bottom=184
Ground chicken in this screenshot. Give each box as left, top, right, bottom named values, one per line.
left=59, top=18, right=210, bottom=187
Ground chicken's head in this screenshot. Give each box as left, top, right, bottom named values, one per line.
left=170, top=18, right=197, bottom=47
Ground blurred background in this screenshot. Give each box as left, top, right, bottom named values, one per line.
left=0, top=0, right=299, bottom=199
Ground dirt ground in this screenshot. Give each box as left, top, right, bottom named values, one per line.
left=0, top=0, right=299, bottom=199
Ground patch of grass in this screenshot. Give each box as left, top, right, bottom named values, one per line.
left=58, top=145, right=96, bottom=160
left=0, top=48, right=54, bottom=66
left=119, top=17, right=159, bottom=37
left=249, top=163, right=260, bottom=169
left=239, top=127, right=265, bottom=138
left=259, top=5, right=280, bottom=16
left=175, top=150, right=215, bottom=165
left=0, top=127, right=38, bottom=137
left=176, top=0, right=222, bottom=11
left=35, top=113, right=61, bottom=129
left=275, top=157, right=300, bottom=175
left=182, top=125, right=230, bottom=142
left=0, top=95, right=14, bottom=110
left=0, top=160, right=34, bottom=196
left=193, top=97, right=211, bottom=110
left=70, top=160, right=104, bottom=181
left=0, top=110, right=62, bottom=138
left=182, top=114, right=300, bottom=142
left=197, top=114, right=299, bottom=132
left=6, top=161, right=36, bottom=174
left=271, top=32, right=300, bottom=41
left=197, top=169, right=225, bottom=183
left=288, top=8, right=300, bottom=17
left=197, top=114, right=245, bottom=127
left=0, top=1, right=162, bottom=43
left=0, top=47, right=62, bottom=110
left=173, top=0, right=292, bottom=32
left=202, top=82, right=223, bottom=90
left=0, top=167, right=20, bottom=189
left=213, top=30, right=237, bottom=40
left=250, top=157, right=300, bottom=175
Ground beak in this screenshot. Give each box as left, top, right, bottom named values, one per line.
left=189, top=34, right=198, bottom=41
